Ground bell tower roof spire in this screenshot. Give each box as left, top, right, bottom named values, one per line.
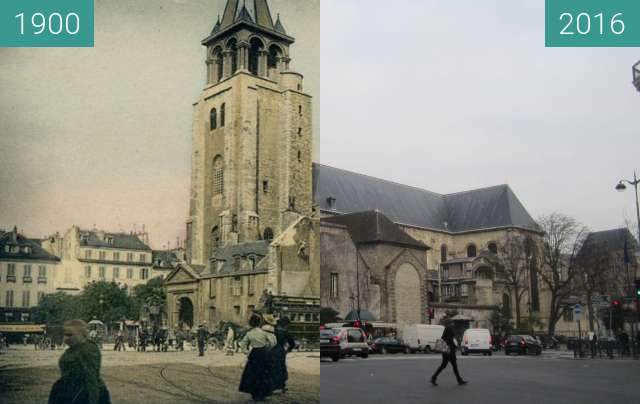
left=253, top=0, right=275, bottom=29
left=220, top=0, right=239, bottom=29
left=203, top=0, right=292, bottom=46
left=274, top=13, right=286, bottom=34
left=236, top=1, right=254, bottom=23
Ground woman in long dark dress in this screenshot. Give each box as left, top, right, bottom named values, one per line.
left=239, top=314, right=277, bottom=402
left=49, top=319, right=110, bottom=404
left=430, top=326, right=467, bottom=386
left=271, top=317, right=296, bottom=393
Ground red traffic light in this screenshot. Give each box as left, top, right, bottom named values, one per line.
left=612, top=299, right=621, bottom=306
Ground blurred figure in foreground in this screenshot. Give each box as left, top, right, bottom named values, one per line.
left=48, top=319, right=110, bottom=404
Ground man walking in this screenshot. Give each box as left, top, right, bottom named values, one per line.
left=431, top=326, right=467, bottom=386
left=197, top=322, right=208, bottom=357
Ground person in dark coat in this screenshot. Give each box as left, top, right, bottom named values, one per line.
left=270, top=317, right=296, bottom=393
left=197, top=323, right=208, bottom=357
left=239, top=313, right=277, bottom=402
left=48, top=319, right=110, bottom=404
left=431, top=326, right=467, bottom=386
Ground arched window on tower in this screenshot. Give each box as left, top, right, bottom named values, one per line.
left=209, top=46, right=223, bottom=84
left=220, top=103, right=226, bottom=127
left=249, top=37, right=264, bottom=75
left=215, top=50, right=223, bottom=81
left=210, top=108, right=217, bottom=130
left=227, top=39, right=238, bottom=74
left=212, top=156, right=224, bottom=195
left=467, top=244, right=477, bottom=258
left=211, top=226, right=220, bottom=252
left=268, top=44, right=282, bottom=71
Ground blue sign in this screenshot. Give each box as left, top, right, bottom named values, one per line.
left=574, top=304, right=582, bottom=314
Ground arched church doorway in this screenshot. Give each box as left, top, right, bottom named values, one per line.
left=178, top=297, right=194, bottom=329
left=395, top=263, right=421, bottom=330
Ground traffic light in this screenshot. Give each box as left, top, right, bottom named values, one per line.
left=612, top=299, right=621, bottom=307
left=635, top=279, right=640, bottom=298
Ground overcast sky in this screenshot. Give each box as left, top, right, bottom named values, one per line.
left=320, top=0, right=640, bottom=236
left=0, top=0, right=319, bottom=248
left=1, top=0, right=639, bottom=249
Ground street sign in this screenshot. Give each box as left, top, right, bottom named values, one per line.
left=590, top=295, right=611, bottom=308
left=573, top=304, right=582, bottom=322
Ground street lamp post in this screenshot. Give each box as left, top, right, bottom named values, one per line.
left=615, top=171, right=640, bottom=252
left=615, top=171, right=640, bottom=357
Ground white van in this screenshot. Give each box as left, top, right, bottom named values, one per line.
left=461, top=328, right=492, bottom=356
left=402, top=324, right=444, bottom=353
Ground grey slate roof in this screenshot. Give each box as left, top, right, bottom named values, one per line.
left=79, top=230, right=151, bottom=251
left=322, top=211, right=427, bottom=250
left=581, top=228, right=639, bottom=253
left=0, top=228, right=60, bottom=262
left=218, top=0, right=276, bottom=33
left=313, top=163, right=540, bottom=234
left=204, top=241, right=270, bottom=275
left=274, top=15, right=286, bottom=34
left=152, top=250, right=178, bottom=270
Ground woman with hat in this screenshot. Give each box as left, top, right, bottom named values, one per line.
left=270, top=316, right=296, bottom=393
left=239, top=313, right=277, bottom=402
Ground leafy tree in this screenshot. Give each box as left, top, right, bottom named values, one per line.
left=32, top=292, right=82, bottom=325
left=80, top=281, right=136, bottom=325
left=131, top=276, right=167, bottom=322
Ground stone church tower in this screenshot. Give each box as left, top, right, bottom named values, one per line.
left=186, top=0, right=313, bottom=265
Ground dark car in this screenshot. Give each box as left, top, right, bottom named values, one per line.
left=320, top=329, right=341, bottom=362
left=504, top=335, right=542, bottom=356
left=370, top=337, right=410, bottom=354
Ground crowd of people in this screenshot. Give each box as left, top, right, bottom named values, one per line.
left=40, top=311, right=297, bottom=403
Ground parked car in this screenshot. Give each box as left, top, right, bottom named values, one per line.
left=320, top=329, right=342, bottom=362
left=461, top=328, right=492, bottom=356
left=370, top=337, right=411, bottom=354
left=321, top=327, right=370, bottom=360
left=402, top=324, right=444, bottom=353
left=504, top=335, right=542, bottom=355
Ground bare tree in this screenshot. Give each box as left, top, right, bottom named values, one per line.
left=488, top=231, right=531, bottom=329
left=575, top=239, right=614, bottom=331
left=536, top=213, right=588, bottom=338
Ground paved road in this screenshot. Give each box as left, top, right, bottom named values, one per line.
left=320, top=352, right=640, bottom=404
left=0, top=346, right=320, bottom=403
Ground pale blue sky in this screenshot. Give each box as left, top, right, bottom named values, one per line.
left=320, top=0, right=640, bottom=235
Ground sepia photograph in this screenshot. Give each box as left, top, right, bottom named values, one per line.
left=1, top=0, right=319, bottom=403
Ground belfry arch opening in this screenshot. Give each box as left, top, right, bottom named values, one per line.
left=249, top=37, right=265, bottom=75
left=268, top=44, right=282, bottom=70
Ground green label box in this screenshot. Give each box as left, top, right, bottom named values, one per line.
left=546, top=0, right=640, bottom=47
left=0, top=0, right=94, bottom=47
